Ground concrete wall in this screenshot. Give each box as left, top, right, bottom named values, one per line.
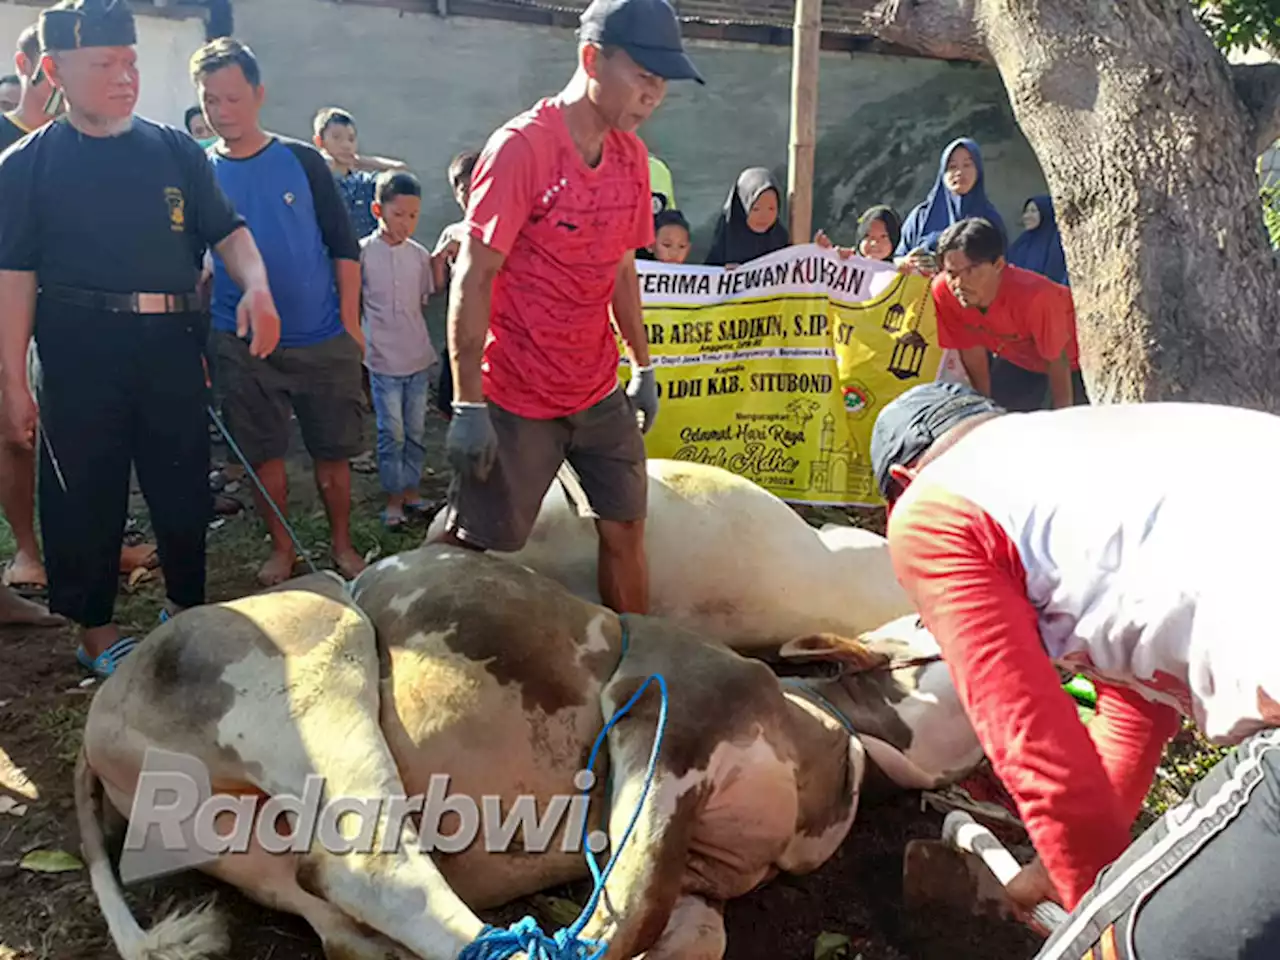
left=229, top=0, right=1049, bottom=260
left=0, top=1, right=206, bottom=128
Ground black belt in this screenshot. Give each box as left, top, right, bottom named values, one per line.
left=39, top=283, right=203, bottom=315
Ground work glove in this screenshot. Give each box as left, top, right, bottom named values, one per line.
left=626, top=364, right=659, bottom=434
left=447, top=402, right=498, bottom=481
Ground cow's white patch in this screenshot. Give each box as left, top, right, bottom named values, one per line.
left=655, top=732, right=801, bottom=897
left=388, top=588, right=427, bottom=617
left=777, top=735, right=865, bottom=872
left=577, top=613, right=611, bottom=665
left=375, top=555, right=409, bottom=572
left=213, top=647, right=329, bottom=792
left=402, top=626, right=459, bottom=653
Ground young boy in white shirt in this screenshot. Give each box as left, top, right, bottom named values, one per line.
left=359, top=171, right=444, bottom=527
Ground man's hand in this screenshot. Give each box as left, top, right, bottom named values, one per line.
left=1005, top=856, right=1062, bottom=936
left=235, top=287, right=281, bottom=358
left=626, top=365, right=659, bottom=434
left=446, top=403, right=498, bottom=481
left=1, top=384, right=36, bottom=450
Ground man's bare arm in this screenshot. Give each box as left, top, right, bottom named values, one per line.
left=959, top=346, right=992, bottom=396
left=0, top=270, right=37, bottom=448
left=215, top=226, right=281, bottom=358
left=448, top=235, right=506, bottom=404
left=611, top=251, right=651, bottom=367
left=1046, top=352, right=1075, bottom=408
left=335, top=258, right=364, bottom=353
left=355, top=154, right=409, bottom=173
left=215, top=225, right=270, bottom=295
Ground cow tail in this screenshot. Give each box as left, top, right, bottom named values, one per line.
left=74, top=745, right=229, bottom=960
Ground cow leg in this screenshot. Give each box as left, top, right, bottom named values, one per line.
left=86, top=584, right=487, bottom=960
left=198, top=805, right=419, bottom=960
left=228, top=668, right=487, bottom=960
left=574, top=695, right=706, bottom=959
left=638, top=896, right=726, bottom=960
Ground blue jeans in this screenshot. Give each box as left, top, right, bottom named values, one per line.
left=369, top=367, right=432, bottom=495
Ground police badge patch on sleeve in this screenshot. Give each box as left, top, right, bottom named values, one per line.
left=164, top=187, right=186, bottom=231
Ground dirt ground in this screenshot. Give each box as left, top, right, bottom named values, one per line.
left=0, top=406, right=1043, bottom=960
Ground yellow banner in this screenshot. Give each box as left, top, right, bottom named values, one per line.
left=622, top=244, right=951, bottom=507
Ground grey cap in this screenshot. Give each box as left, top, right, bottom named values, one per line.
left=870, top=381, right=1005, bottom=499
left=578, top=0, right=705, bottom=84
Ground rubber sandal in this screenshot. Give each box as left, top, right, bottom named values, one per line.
left=403, top=499, right=431, bottom=514
left=76, top=635, right=139, bottom=678
left=1, top=562, right=47, bottom=600
left=381, top=508, right=405, bottom=529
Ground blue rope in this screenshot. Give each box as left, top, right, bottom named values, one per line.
left=460, top=618, right=667, bottom=960
left=206, top=404, right=320, bottom=576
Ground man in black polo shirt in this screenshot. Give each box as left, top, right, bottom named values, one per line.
left=0, top=0, right=281, bottom=677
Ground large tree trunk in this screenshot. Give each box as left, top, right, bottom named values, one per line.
left=860, top=0, right=1280, bottom=407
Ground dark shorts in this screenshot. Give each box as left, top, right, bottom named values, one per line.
left=442, top=387, right=647, bottom=552
left=1035, top=726, right=1280, bottom=960
left=990, top=354, right=1089, bottom=412
left=213, top=329, right=364, bottom=465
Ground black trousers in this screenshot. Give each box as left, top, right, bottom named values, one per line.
left=1034, top=726, right=1280, bottom=960
left=990, top=354, right=1089, bottom=412
left=33, top=303, right=211, bottom=628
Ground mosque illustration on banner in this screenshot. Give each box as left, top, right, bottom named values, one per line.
left=808, top=412, right=872, bottom=496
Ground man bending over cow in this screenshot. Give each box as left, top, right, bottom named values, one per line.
left=872, top=380, right=1280, bottom=959
left=932, top=218, right=1087, bottom=412
left=434, top=0, right=704, bottom=614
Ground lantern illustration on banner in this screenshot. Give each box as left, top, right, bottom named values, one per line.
left=882, top=303, right=907, bottom=333
left=888, top=331, right=928, bottom=380
left=885, top=279, right=931, bottom=380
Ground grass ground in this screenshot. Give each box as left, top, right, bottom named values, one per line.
left=0, top=407, right=1222, bottom=960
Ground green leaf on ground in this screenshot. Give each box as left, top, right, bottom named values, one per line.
left=814, top=931, right=852, bottom=960
left=18, top=849, right=82, bottom=873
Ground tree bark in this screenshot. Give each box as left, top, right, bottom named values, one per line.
left=1232, top=62, right=1280, bottom=155
left=860, top=0, right=1280, bottom=407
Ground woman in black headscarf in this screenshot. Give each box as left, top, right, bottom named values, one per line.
left=852, top=205, right=902, bottom=261
left=814, top=205, right=902, bottom=262
left=704, top=167, right=791, bottom=267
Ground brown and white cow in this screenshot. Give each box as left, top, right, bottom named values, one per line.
left=76, top=544, right=982, bottom=960
left=425, top=459, right=916, bottom=651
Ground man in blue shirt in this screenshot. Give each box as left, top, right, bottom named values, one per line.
left=190, top=37, right=367, bottom=587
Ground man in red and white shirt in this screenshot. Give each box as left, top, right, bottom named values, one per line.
left=872, top=381, right=1280, bottom=958
left=434, top=0, right=703, bottom=614
left=933, top=217, right=1087, bottom=412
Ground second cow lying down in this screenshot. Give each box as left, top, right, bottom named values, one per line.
left=76, top=544, right=983, bottom=960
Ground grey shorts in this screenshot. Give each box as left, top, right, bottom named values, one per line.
left=1034, top=725, right=1280, bottom=960
left=442, top=386, right=648, bottom=552
left=213, top=330, right=365, bottom=465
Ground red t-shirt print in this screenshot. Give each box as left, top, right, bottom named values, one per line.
left=464, top=97, right=654, bottom=420
left=932, top=265, right=1081, bottom=374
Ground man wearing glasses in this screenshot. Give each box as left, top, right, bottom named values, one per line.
left=931, top=217, right=1087, bottom=411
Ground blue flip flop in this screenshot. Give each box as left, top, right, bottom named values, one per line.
left=76, top=635, right=139, bottom=678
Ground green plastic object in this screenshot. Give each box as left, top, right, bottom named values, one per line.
left=1065, top=675, right=1098, bottom=708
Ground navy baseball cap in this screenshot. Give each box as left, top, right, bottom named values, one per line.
left=578, top=0, right=705, bottom=85
left=870, top=381, right=1005, bottom=499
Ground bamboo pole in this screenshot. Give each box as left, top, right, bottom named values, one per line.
left=787, top=0, right=822, bottom=244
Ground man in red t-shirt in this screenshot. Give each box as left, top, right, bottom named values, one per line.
left=932, top=217, right=1088, bottom=412
left=433, top=0, right=703, bottom=614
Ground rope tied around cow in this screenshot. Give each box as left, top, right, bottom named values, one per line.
left=458, top=615, right=669, bottom=960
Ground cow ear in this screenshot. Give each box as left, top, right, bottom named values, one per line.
left=777, top=633, right=893, bottom=674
